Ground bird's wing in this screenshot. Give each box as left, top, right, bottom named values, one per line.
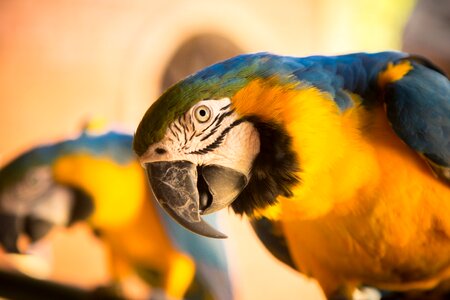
left=379, top=56, right=450, bottom=184
left=250, top=217, right=297, bottom=271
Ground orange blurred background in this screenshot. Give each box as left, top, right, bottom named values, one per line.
left=0, top=0, right=421, bottom=299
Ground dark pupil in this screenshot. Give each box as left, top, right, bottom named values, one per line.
left=199, top=109, right=206, bottom=117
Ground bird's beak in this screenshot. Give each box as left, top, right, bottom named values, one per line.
left=145, top=161, right=247, bottom=239
left=24, top=217, right=54, bottom=243
left=0, top=213, right=21, bottom=253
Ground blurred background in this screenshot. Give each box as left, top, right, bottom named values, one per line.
left=0, top=0, right=448, bottom=299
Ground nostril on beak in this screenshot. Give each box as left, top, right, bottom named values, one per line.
left=155, top=148, right=167, bottom=155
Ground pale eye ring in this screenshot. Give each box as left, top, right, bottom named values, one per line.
left=194, top=105, right=211, bottom=123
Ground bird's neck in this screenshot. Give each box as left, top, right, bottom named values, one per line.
left=233, top=81, right=380, bottom=220
left=284, top=91, right=381, bottom=219
left=53, top=154, right=147, bottom=228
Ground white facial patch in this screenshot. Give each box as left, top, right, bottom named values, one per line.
left=29, top=186, right=74, bottom=225
left=140, top=98, right=260, bottom=177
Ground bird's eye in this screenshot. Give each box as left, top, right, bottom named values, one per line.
left=194, top=105, right=211, bottom=123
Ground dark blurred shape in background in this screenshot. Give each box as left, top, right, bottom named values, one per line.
left=161, top=34, right=243, bottom=91
left=403, top=0, right=450, bottom=75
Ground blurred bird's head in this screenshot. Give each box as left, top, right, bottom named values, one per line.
left=134, top=53, right=310, bottom=238
left=0, top=131, right=137, bottom=253
left=0, top=145, right=91, bottom=253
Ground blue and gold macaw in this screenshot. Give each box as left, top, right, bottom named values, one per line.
left=133, top=52, right=450, bottom=300
left=0, top=130, right=234, bottom=300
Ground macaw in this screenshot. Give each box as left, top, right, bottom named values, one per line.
left=0, top=130, right=234, bottom=300
left=133, top=52, right=450, bottom=300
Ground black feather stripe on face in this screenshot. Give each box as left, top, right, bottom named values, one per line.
left=199, top=109, right=235, bottom=142
left=231, top=117, right=300, bottom=216
left=189, top=118, right=246, bottom=155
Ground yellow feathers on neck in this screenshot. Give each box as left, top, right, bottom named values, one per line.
left=231, top=78, right=299, bottom=124
left=232, top=79, right=378, bottom=220
left=53, top=154, right=147, bottom=228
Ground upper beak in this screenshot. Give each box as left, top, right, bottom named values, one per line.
left=145, top=161, right=247, bottom=239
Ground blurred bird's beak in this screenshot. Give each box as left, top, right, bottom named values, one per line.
left=0, top=213, right=22, bottom=253
left=145, top=161, right=247, bottom=239
left=24, top=217, right=53, bottom=243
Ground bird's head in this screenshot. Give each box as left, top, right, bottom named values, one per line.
left=0, top=131, right=135, bottom=252
left=134, top=53, right=302, bottom=238
left=0, top=143, right=93, bottom=253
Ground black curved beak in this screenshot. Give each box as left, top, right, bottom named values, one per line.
left=145, top=161, right=247, bottom=239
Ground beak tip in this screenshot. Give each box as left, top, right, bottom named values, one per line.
left=195, top=229, right=228, bottom=239
left=170, top=210, right=228, bottom=239
left=214, top=233, right=228, bottom=239
left=191, top=218, right=228, bottom=239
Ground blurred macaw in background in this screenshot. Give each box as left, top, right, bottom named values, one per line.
left=0, top=129, right=234, bottom=300
left=133, top=51, right=450, bottom=300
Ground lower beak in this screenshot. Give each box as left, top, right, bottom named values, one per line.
left=0, top=213, right=21, bottom=253
left=24, top=217, right=54, bottom=243
left=145, top=161, right=247, bottom=239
